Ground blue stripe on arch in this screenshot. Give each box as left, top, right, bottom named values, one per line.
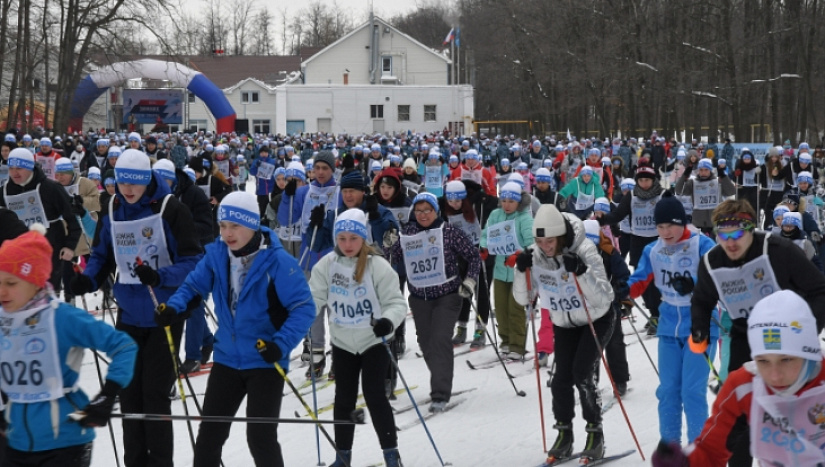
left=187, top=74, right=235, bottom=120
left=70, top=75, right=107, bottom=119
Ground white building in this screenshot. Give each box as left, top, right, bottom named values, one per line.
left=87, top=15, right=474, bottom=135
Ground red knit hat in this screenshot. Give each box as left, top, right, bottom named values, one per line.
left=0, top=224, right=53, bottom=288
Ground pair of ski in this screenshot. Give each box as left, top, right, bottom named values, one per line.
left=295, top=386, right=419, bottom=417
left=599, top=388, right=632, bottom=415
left=178, top=362, right=214, bottom=379
left=415, top=345, right=479, bottom=359
left=466, top=354, right=534, bottom=371
left=538, top=448, right=635, bottom=466
left=391, top=387, right=477, bottom=416
left=397, top=398, right=465, bottom=431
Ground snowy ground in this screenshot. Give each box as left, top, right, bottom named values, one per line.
left=77, top=284, right=717, bottom=467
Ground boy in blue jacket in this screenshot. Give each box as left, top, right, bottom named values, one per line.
left=627, top=192, right=719, bottom=445
left=158, top=191, right=315, bottom=467
left=0, top=225, right=136, bottom=466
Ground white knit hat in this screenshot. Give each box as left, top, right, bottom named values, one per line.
left=445, top=180, right=467, bottom=200
left=8, top=148, right=34, bottom=170
left=781, top=211, right=802, bottom=229
left=55, top=157, right=74, bottom=173
left=115, top=149, right=152, bottom=185
left=533, top=204, right=566, bottom=238
left=152, top=159, right=177, bottom=182
left=536, top=168, right=553, bottom=183
left=507, top=172, right=525, bottom=188
left=128, top=132, right=141, bottom=142
left=87, top=167, right=101, bottom=180
left=218, top=192, right=260, bottom=230
left=594, top=197, right=611, bottom=213
left=334, top=208, right=368, bottom=240
left=500, top=182, right=522, bottom=201
left=748, top=290, right=821, bottom=361
left=285, top=161, right=305, bottom=181
left=583, top=219, right=600, bottom=244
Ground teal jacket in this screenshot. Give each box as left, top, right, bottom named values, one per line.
left=480, top=192, right=534, bottom=282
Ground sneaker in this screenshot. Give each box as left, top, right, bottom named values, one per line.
left=646, top=317, right=659, bottom=336
left=429, top=400, right=447, bottom=413
left=382, top=448, right=403, bottom=467
left=329, top=449, right=352, bottom=467
left=506, top=351, right=524, bottom=362
left=615, top=382, right=627, bottom=397
left=547, top=422, right=574, bottom=459
left=200, top=344, right=213, bottom=365
left=180, top=359, right=201, bottom=375
left=305, top=351, right=326, bottom=379
left=581, top=423, right=605, bottom=460
left=538, top=352, right=549, bottom=367
left=451, top=326, right=467, bottom=346
left=469, top=329, right=486, bottom=350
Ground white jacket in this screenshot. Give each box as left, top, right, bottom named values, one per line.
left=309, top=250, right=408, bottom=355
left=513, top=213, right=613, bottom=328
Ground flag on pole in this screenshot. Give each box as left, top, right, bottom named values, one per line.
left=443, top=28, right=455, bottom=45
left=455, top=28, right=460, bottom=47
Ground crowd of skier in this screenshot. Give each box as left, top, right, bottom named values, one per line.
left=0, top=128, right=824, bottom=466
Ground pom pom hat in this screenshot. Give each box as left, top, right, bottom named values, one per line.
left=0, top=224, right=52, bottom=288
left=218, top=192, right=260, bottom=230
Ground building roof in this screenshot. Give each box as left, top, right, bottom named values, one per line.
left=90, top=53, right=311, bottom=89
left=300, top=16, right=451, bottom=69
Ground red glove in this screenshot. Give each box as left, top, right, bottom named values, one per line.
left=504, top=251, right=521, bottom=268
left=734, top=169, right=742, bottom=178
left=479, top=248, right=489, bottom=261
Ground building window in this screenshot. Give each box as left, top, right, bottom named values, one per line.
left=189, top=119, right=208, bottom=131
left=397, top=105, right=410, bottom=122
left=241, top=91, right=259, bottom=104
left=424, top=105, right=437, bottom=122
left=370, top=105, right=384, bottom=119
left=382, top=56, right=392, bottom=76
left=187, top=92, right=196, bottom=103
left=253, top=119, right=270, bottom=134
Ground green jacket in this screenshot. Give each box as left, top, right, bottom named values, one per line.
left=480, top=192, right=535, bottom=282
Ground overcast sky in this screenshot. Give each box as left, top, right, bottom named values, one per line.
left=176, top=0, right=420, bottom=25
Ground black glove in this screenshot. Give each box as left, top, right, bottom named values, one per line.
left=365, top=194, right=379, bottom=221
left=562, top=252, right=587, bottom=275
left=154, top=303, right=180, bottom=327
left=284, top=179, right=297, bottom=197
left=515, top=248, right=533, bottom=272
left=620, top=299, right=633, bottom=317
left=670, top=275, right=694, bottom=296
left=70, top=274, right=93, bottom=295
left=309, top=204, right=326, bottom=229
left=76, top=380, right=121, bottom=428
left=651, top=440, right=689, bottom=467
left=71, top=195, right=86, bottom=217
left=691, top=327, right=708, bottom=346
left=682, top=164, right=693, bottom=177
left=372, top=317, right=394, bottom=337
left=342, top=155, right=355, bottom=169
left=134, top=263, right=160, bottom=287
left=256, top=340, right=283, bottom=363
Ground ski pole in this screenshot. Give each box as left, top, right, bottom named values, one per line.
left=479, top=252, right=499, bottom=348
left=299, top=223, right=320, bottom=273
left=306, top=331, right=323, bottom=467
left=380, top=336, right=451, bottom=467
left=525, top=268, right=548, bottom=453
left=257, top=340, right=352, bottom=467
left=73, top=265, right=121, bottom=467
left=467, top=299, right=527, bottom=396
left=624, top=303, right=659, bottom=376
left=136, top=256, right=197, bottom=451
left=572, top=274, right=645, bottom=461
left=705, top=351, right=721, bottom=382
left=71, top=411, right=364, bottom=425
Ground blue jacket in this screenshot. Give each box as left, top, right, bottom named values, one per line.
left=313, top=201, right=399, bottom=253
left=166, top=228, right=315, bottom=371
left=295, top=178, right=338, bottom=272
left=249, top=155, right=279, bottom=195
left=629, top=231, right=719, bottom=339
left=6, top=302, right=136, bottom=452
left=83, top=176, right=204, bottom=327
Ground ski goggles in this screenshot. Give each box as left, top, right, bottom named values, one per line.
left=715, top=228, right=748, bottom=242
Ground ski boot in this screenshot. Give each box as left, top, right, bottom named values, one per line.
left=329, top=449, right=352, bottom=467
left=305, top=350, right=326, bottom=379
left=200, top=344, right=213, bottom=365
left=498, top=344, right=510, bottom=357
left=180, top=359, right=201, bottom=374
left=580, top=422, right=605, bottom=462
left=429, top=399, right=447, bottom=413
left=546, top=422, right=573, bottom=462
left=300, top=340, right=311, bottom=363
left=382, top=448, right=404, bottom=467
left=646, top=317, right=659, bottom=336
left=469, top=327, right=486, bottom=350
left=451, top=325, right=467, bottom=346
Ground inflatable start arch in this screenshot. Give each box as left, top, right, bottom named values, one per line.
left=70, top=59, right=236, bottom=134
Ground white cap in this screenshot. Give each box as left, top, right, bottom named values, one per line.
left=748, top=290, right=821, bottom=361
left=8, top=148, right=35, bottom=170
left=115, top=149, right=152, bottom=185
left=334, top=208, right=368, bottom=240
left=445, top=180, right=467, bottom=200
left=152, top=159, right=177, bottom=182
left=500, top=182, right=522, bottom=201
left=55, top=157, right=74, bottom=173
left=218, top=192, right=260, bottom=230
left=583, top=219, right=601, bottom=244
left=533, top=204, right=566, bottom=238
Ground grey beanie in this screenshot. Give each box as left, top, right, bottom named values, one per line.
left=314, top=150, right=336, bottom=169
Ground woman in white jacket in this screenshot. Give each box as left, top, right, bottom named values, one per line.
left=309, top=208, right=408, bottom=467
left=513, top=204, right=614, bottom=463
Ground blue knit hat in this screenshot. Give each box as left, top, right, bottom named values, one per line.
left=340, top=170, right=365, bottom=191
left=412, top=192, right=439, bottom=212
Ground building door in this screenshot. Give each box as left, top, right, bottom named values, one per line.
left=317, top=118, right=331, bottom=133
left=286, top=120, right=305, bottom=135
left=373, top=119, right=384, bottom=134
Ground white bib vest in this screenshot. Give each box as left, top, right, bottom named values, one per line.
left=110, top=195, right=173, bottom=285
left=649, top=235, right=700, bottom=306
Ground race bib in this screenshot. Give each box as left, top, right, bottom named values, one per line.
left=631, top=194, right=659, bottom=237
left=0, top=305, right=64, bottom=403
left=708, top=236, right=779, bottom=320
left=649, top=236, right=699, bottom=306
left=257, top=161, right=276, bottom=180
left=486, top=220, right=521, bottom=256
left=400, top=228, right=448, bottom=288
left=448, top=213, right=482, bottom=246
left=110, top=195, right=173, bottom=285
left=4, top=185, right=48, bottom=228
left=425, top=165, right=442, bottom=190
left=693, top=179, right=719, bottom=210
left=328, top=261, right=381, bottom=328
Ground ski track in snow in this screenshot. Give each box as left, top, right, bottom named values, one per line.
left=79, top=227, right=710, bottom=466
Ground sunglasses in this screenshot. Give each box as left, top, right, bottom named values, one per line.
left=716, top=229, right=747, bottom=242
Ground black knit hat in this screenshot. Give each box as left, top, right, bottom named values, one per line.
left=654, top=191, right=687, bottom=226
left=339, top=170, right=365, bottom=191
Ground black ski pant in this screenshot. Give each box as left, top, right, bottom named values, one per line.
left=551, top=312, right=614, bottom=425
left=456, top=254, right=494, bottom=325
left=5, top=442, right=92, bottom=467
left=332, top=344, right=397, bottom=450
left=603, top=307, right=629, bottom=385
left=410, top=292, right=462, bottom=402
left=116, top=321, right=184, bottom=467
left=193, top=363, right=286, bottom=467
